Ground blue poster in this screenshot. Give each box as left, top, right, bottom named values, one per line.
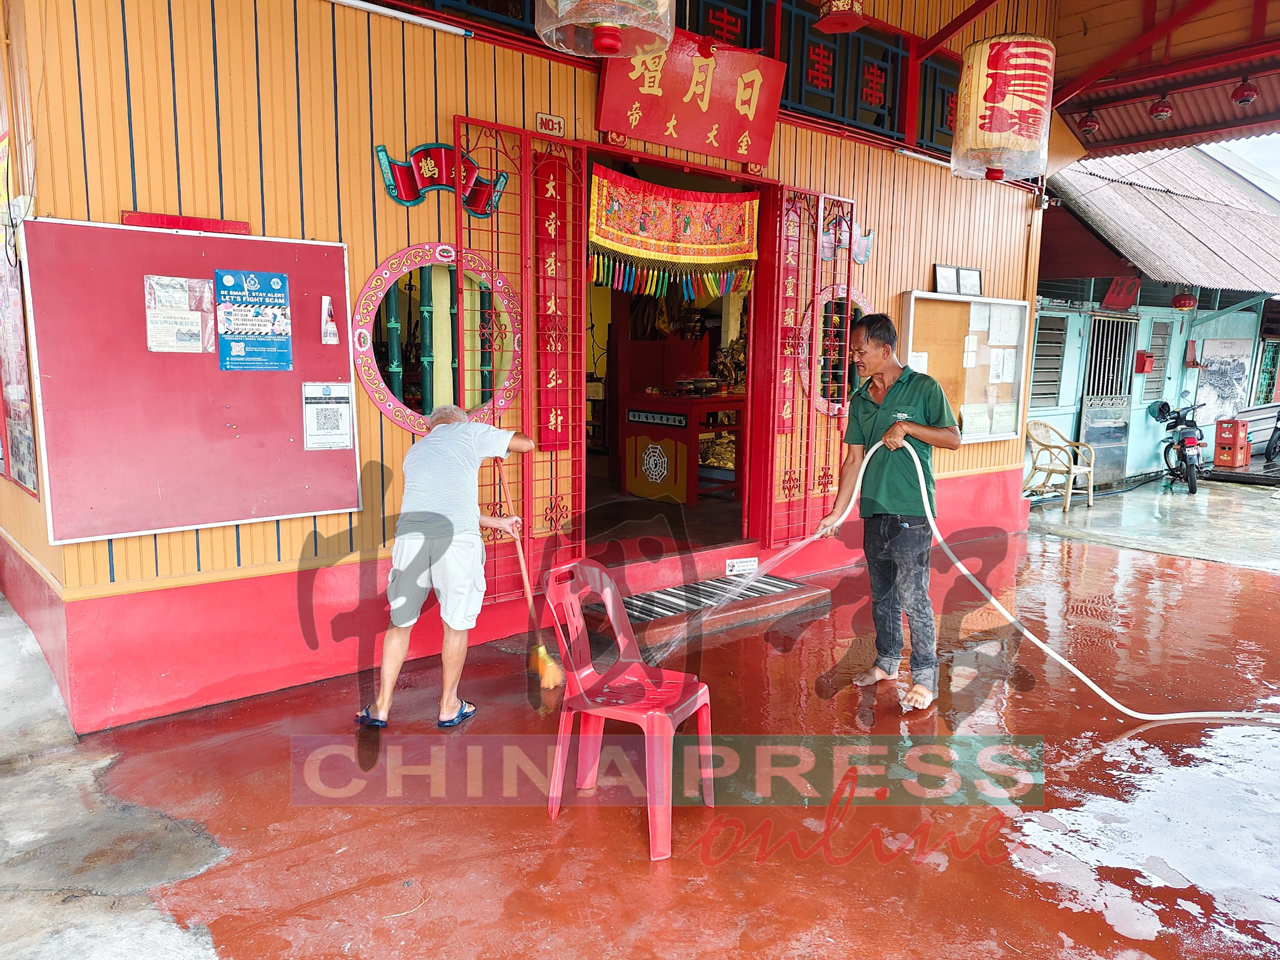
left=215, top=269, right=293, bottom=371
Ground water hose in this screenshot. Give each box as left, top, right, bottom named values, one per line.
left=749, top=441, right=1280, bottom=726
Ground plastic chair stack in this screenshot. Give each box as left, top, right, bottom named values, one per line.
left=542, top=559, right=713, bottom=861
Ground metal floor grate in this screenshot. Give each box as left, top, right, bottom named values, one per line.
left=621, top=574, right=806, bottom=623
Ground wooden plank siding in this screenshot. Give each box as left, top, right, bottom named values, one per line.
left=1055, top=0, right=1280, bottom=79
left=4, top=0, right=1048, bottom=597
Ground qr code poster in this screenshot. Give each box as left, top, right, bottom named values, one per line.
left=302, top=382, right=353, bottom=451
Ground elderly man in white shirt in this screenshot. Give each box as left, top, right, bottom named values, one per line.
left=356, top=404, right=534, bottom=729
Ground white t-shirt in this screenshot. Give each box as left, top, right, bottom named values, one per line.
left=397, top=421, right=514, bottom=539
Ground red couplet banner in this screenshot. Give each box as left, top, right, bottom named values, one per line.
left=596, top=30, right=786, bottom=167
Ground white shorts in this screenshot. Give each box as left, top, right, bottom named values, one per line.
left=387, top=532, right=487, bottom=631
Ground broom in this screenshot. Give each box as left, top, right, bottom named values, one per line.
left=494, top=457, right=565, bottom=690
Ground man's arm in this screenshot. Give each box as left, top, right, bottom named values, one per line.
left=480, top=513, right=522, bottom=538
left=816, top=442, right=865, bottom=536
left=881, top=421, right=961, bottom=451
left=507, top=431, right=535, bottom=454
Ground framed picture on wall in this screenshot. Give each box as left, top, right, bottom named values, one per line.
left=934, top=264, right=959, bottom=294
left=958, top=268, right=983, bottom=296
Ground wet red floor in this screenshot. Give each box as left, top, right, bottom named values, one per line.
left=86, top=533, right=1280, bottom=959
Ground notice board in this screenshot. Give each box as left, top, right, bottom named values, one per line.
left=901, top=291, right=1030, bottom=443
left=22, top=219, right=358, bottom=543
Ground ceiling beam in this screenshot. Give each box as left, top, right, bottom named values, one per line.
left=916, top=0, right=1005, bottom=61
left=1063, top=37, right=1280, bottom=101
left=1053, top=0, right=1225, bottom=108
left=1086, top=106, right=1280, bottom=151
left=1061, top=62, right=1280, bottom=112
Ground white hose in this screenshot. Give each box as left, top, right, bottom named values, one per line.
left=814, top=440, right=1280, bottom=726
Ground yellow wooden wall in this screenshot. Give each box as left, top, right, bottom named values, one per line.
left=1056, top=0, right=1280, bottom=79
left=3, top=0, right=1049, bottom=597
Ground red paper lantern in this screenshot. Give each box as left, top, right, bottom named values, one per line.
left=1078, top=112, right=1101, bottom=136
left=815, top=0, right=868, bottom=34
left=1231, top=78, right=1260, bottom=106
left=952, top=34, right=1057, bottom=181
left=1149, top=97, right=1174, bottom=122
left=1172, top=291, right=1198, bottom=311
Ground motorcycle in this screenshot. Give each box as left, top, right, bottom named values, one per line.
left=1266, top=406, right=1280, bottom=464
left=1148, top=395, right=1206, bottom=494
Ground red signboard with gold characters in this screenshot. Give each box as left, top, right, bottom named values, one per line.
left=597, top=29, right=785, bottom=167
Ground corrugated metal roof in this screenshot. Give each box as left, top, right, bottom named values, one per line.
left=1048, top=149, right=1280, bottom=292
left=1062, top=65, right=1280, bottom=156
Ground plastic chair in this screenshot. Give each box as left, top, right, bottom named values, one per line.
left=542, top=559, right=713, bottom=861
left=1025, top=420, right=1095, bottom=512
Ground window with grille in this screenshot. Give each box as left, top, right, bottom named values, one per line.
left=1142, top=321, right=1171, bottom=402
left=1029, top=315, right=1067, bottom=408
left=1084, top=315, right=1138, bottom=398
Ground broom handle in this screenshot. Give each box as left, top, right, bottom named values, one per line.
left=495, top=457, right=537, bottom=621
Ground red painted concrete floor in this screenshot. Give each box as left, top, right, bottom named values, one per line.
left=84, top=533, right=1280, bottom=959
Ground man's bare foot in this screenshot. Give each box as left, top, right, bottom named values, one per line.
left=852, top=665, right=898, bottom=687
left=902, top=684, right=936, bottom=710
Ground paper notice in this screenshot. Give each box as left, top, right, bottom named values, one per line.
left=969, top=302, right=991, bottom=333
left=1001, top=349, right=1018, bottom=383
left=908, top=351, right=929, bottom=374
left=988, top=305, right=1022, bottom=346
left=150, top=275, right=190, bottom=309
left=989, top=349, right=1004, bottom=383
left=963, top=350, right=977, bottom=368
left=144, top=275, right=215, bottom=353
left=146, top=307, right=204, bottom=353
left=991, top=402, right=1019, bottom=435
left=321, top=295, right=339, bottom=345
left=303, top=382, right=354, bottom=450
left=964, top=334, right=978, bottom=351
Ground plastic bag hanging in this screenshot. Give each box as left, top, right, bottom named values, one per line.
left=535, top=0, right=674, bottom=58
left=952, top=34, right=1056, bottom=181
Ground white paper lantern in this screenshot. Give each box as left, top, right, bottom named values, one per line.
left=952, top=34, right=1056, bottom=181
left=536, top=0, right=673, bottom=58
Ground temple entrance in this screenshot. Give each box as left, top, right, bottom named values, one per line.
left=583, top=160, right=758, bottom=565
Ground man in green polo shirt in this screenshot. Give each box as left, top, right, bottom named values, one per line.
left=816, top=313, right=960, bottom=710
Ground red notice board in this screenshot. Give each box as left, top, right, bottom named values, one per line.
left=21, top=219, right=359, bottom=544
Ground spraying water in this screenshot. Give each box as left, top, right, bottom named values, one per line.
left=651, top=441, right=1280, bottom=726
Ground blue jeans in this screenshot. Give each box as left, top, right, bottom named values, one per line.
left=863, top=514, right=939, bottom=695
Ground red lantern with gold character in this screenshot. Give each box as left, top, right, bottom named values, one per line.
left=536, top=0, right=674, bottom=58
left=952, top=34, right=1056, bottom=181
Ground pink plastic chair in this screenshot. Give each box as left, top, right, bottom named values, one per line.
left=542, top=559, right=713, bottom=861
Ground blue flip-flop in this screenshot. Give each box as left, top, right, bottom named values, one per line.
left=438, top=699, right=477, bottom=729
left=355, top=705, right=388, bottom=729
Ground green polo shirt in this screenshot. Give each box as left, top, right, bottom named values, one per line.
left=844, top=366, right=957, bottom=518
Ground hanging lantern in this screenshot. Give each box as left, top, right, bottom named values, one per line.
left=815, top=0, right=868, bottom=34
left=1148, top=97, right=1174, bottom=122
left=536, top=0, right=673, bottom=58
left=952, top=34, right=1056, bottom=181
left=1078, top=112, right=1101, bottom=136
left=1172, top=290, right=1198, bottom=311
left=1231, top=77, right=1260, bottom=106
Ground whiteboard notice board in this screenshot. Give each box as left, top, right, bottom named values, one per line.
left=22, top=219, right=359, bottom=544
left=901, top=291, right=1031, bottom=444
